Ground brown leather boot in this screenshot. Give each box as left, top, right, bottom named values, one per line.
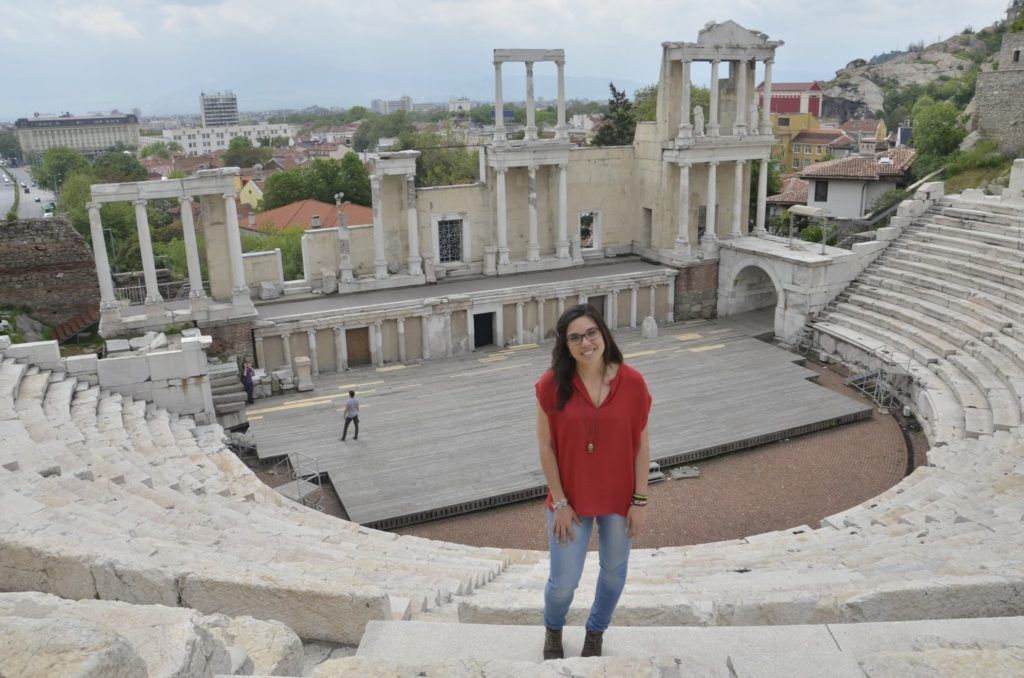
left=542, top=627, right=564, bottom=660
left=581, top=629, right=603, bottom=657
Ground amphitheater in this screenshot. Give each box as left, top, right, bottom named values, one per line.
left=2, top=166, right=1024, bottom=676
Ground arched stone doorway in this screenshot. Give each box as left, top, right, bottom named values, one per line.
left=717, top=258, right=785, bottom=337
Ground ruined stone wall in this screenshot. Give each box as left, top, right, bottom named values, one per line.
left=975, top=35, right=1024, bottom=156
left=201, top=319, right=254, bottom=357
left=674, top=260, right=718, bottom=319
left=0, top=217, right=100, bottom=326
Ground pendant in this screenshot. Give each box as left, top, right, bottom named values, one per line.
left=586, top=442, right=594, bottom=453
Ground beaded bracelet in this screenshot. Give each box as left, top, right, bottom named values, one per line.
left=631, top=497, right=648, bottom=507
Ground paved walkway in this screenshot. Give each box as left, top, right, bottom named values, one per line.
left=248, top=312, right=872, bottom=528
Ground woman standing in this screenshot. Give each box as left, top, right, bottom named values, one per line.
left=535, top=304, right=652, bottom=659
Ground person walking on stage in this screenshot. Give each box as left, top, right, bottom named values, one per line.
left=535, top=304, right=652, bottom=660
left=341, top=390, right=360, bottom=441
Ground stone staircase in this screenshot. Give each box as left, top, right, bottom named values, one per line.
left=2, top=187, right=1024, bottom=675
left=207, top=359, right=249, bottom=430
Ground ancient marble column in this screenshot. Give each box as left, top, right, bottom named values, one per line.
left=525, top=61, right=537, bottom=141
left=421, top=316, right=431, bottom=360
left=666, top=280, right=676, bottom=323
left=223, top=193, right=248, bottom=296
left=86, top=202, right=117, bottom=310
left=254, top=335, right=265, bottom=368
left=177, top=197, right=205, bottom=298
left=336, top=197, right=354, bottom=283
left=133, top=199, right=162, bottom=304
left=762, top=59, right=773, bottom=135
left=557, top=296, right=566, bottom=318
left=478, top=147, right=487, bottom=183
left=629, top=285, right=638, bottom=328
left=406, top=174, right=422, bottom=275
left=556, top=163, right=569, bottom=259
left=734, top=59, right=748, bottom=136
left=306, top=329, right=319, bottom=376
left=556, top=60, right=568, bottom=140
left=370, top=320, right=383, bottom=366
left=493, top=61, right=505, bottom=143
left=495, top=305, right=504, bottom=346
left=610, top=289, right=620, bottom=329
left=731, top=160, right=745, bottom=238
left=397, top=317, right=407, bottom=362
left=515, top=301, right=524, bottom=344
left=527, top=166, right=540, bottom=262
left=708, top=59, right=721, bottom=137
left=333, top=326, right=348, bottom=371
left=676, top=162, right=691, bottom=256
left=466, top=309, right=475, bottom=351
left=755, top=157, right=769, bottom=235
left=537, top=298, right=545, bottom=340
left=678, top=59, right=692, bottom=139
left=370, top=175, right=388, bottom=279
left=702, top=161, right=719, bottom=256
left=281, top=332, right=293, bottom=370
left=495, top=168, right=510, bottom=265
left=648, top=286, right=657, bottom=318
left=444, top=312, right=453, bottom=358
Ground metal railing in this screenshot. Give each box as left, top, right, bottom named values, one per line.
left=114, top=280, right=200, bottom=305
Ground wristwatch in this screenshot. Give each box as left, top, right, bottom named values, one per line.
left=551, top=498, right=568, bottom=511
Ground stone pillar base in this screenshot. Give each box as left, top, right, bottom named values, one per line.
left=497, top=247, right=510, bottom=266
left=483, top=246, right=498, bottom=276
left=674, top=238, right=691, bottom=257
left=701, top=234, right=719, bottom=259
left=526, top=244, right=540, bottom=262
left=408, top=256, right=423, bottom=276
left=374, top=260, right=389, bottom=279
left=556, top=240, right=570, bottom=260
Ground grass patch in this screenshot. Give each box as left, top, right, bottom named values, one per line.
left=944, top=166, right=1010, bottom=194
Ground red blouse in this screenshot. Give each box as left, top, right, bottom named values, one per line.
left=536, top=363, right=652, bottom=517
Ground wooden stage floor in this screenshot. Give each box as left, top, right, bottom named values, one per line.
left=248, top=313, right=873, bottom=528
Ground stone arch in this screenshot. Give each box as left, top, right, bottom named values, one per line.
left=717, top=256, right=786, bottom=336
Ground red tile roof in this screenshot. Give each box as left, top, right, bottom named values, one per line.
left=798, top=148, right=916, bottom=180
left=253, top=199, right=372, bottom=232
left=767, top=177, right=809, bottom=205
left=755, top=82, right=822, bottom=92
left=841, top=119, right=884, bottom=134
left=791, top=129, right=846, bottom=144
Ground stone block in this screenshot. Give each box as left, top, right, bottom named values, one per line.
left=105, top=339, right=131, bottom=354
left=202, top=614, right=304, bottom=676
left=294, top=356, right=314, bottom=392
left=1009, top=158, right=1024, bottom=193
left=641, top=316, right=658, bottom=339
left=148, top=332, right=167, bottom=350
left=181, top=328, right=202, bottom=338
left=322, top=270, right=338, bottom=294
left=129, top=331, right=157, bottom=350
left=0, top=335, right=11, bottom=351
left=97, top=354, right=152, bottom=388
left=3, top=340, right=61, bottom=365
left=271, top=367, right=293, bottom=383
left=259, top=281, right=283, bottom=300
left=64, top=353, right=99, bottom=375
left=0, top=616, right=147, bottom=678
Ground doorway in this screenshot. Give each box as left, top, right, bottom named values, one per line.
left=474, top=312, right=495, bottom=348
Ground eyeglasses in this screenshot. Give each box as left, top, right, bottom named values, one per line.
left=566, top=327, right=602, bottom=346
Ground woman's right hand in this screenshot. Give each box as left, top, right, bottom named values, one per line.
left=552, top=505, right=582, bottom=545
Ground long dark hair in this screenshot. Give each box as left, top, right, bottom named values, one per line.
left=551, top=304, right=623, bottom=410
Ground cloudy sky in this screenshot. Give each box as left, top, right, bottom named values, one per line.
left=0, top=0, right=1013, bottom=121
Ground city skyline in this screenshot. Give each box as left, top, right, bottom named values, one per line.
left=0, top=0, right=1013, bottom=121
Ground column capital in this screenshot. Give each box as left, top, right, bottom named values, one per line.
left=371, top=174, right=382, bottom=185
left=711, top=58, right=720, bottom=66
left=528, top=164, right=537, bottom=174
left=86, top=201, right=101, bottom=211
left=333, top=326, right=343, bottom=335
left=708, top=160, right=719, bottom=168
left=495, top=167, right=507, bottom=175
left=373, top=319, right=383, bottom=328
left=678, top=161, right=691, bottom=170
left=555, top=59, right=565, bottom=68
left=281, top=331, right=291, bottom=339
left=178, top=195, right=194, bottom=205
left=306, top=328, right=316, bottom=337
left=525, top=61, right=534, bottom=72
left=516, top=301, right=524, bottom=308
left=765, top=58, right=774, bottom=66
left=406, top=172, right=415, bottom=182
left=132, top=198, right=147, bottom=207
left=221, top=192, right=235, bottom=201
left=493, top=60, right=502, bottom=69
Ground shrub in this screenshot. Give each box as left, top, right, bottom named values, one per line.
left=945, top=141, right=1010, bottom=175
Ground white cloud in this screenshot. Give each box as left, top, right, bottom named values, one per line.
left=56, top=5, right=143, bottom=39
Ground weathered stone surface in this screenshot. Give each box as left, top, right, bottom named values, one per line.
left=202, top=612, right=304, bottom=676
left=314, top=655, right=726, bottom=678
left=294, top=356, right=314, bottom=392
left=0, top=616, right=147, bottom=678
left=840, top=575, right=1024, bottom=622
left=859, top=648, right=1024, bottom=677
left=641, top=316, right=658, bottom=339
left=260, top=281, right=283, bottom=300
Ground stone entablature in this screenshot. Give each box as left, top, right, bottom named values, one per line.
left=252, top=269, right=677, bottom=373
left=88, top=168, right=256, bottom=337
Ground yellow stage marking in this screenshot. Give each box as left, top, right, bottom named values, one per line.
left=337, top=380, right=384, bottom=390
left=247, top=396, right=341, bottom=415
left=506, top=343, right=539, bottom=351
left=682, top=319, right=706, bottom=325
left=623, top=349, right=657, bottom=359
left=376, top=364, right=408, bottom=373
left=478, top=356, right=508, bottom=363
left=675, top=332, right=702, bottom=341
left=248, top=415, right=263, bottom=421
left=707, top=328, right=732, bottom=335
left=450, top=363, right=529, bottom=379
left=687, top=343, right=726, bottom=353
left=390, top=383, right=423, bottom=390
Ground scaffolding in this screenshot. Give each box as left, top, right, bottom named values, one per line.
left=272, top=452, right=325, bottom=511
left=843, top=346, right=908, bottom=409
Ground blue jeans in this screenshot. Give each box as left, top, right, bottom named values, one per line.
left=543, top=511, right=631, bottom=633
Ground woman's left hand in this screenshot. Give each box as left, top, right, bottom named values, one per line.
left=627, top=505, right=647, bottom=538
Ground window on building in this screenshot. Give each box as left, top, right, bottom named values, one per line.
left=438, top=219, right=463, bottom=263
left=804, top=144, right=812, bottom=154
left=697, top=206, right=707, bottom=240
left=814, top=181, right=829, bottom=202
left=792, top=159, right=800, bottom=169
left=791, top=143, right=799, bottom=153
left=803, top=159, right=811, bottom=167
left=815, top=145, right=823, bottom=155
left=579, top=212, right=596, bottom=248
left=778, top=117, right=790, bottom=127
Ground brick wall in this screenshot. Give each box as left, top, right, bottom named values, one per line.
left=674, top=260, right=719, bottom=319
left=0, top=217, right=100, bottom=326
left=975, top=36, right=1024, bottom=156
left=201, top=319, right=254, bottom=357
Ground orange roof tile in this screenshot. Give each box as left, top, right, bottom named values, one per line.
left=840, top=119, right=884, bottom=134
left=767, top=177, right=809, bottom=205
left=798, top=148, right=916, bottom=180
left=253, top=199, right=372, bottom=232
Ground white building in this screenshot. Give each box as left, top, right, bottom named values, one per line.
left=800, top=148, right=917, bottom=219
left=449, top=98, right=473, bottom=114
left=163, top=123, right=298, bottom=156
left=15, top=114, right=140, bottom=161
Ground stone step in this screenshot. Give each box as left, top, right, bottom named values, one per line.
left=349, top=617, right=1024, bottom=676
left=927, top=211, right=1024, bottom=239
left=911, top=221, right=1024, bottom=252
left=903, top=227, right=1024, bottom=264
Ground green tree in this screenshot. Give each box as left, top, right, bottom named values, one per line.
left=352, top=111, right=416, bottom=151
left=140, top=141, right=171, bottom=159
left=749, top=159, right=782, bottom=223
left=261, top=170, right=307, bottom=210
left=92, top=151, right=148, bottom=183
left=911, top=96, right=965, bottom=175
left=592, top=83, right=635, bottom=146
left=34, top=147, right=89, bottom=191
left=634, top=84, right=658, bottom=122
left=0, top=132, right=20, bottom=161
left=241, top=227, right=305, bottom=279
left=396, top=131, right=477, bottom=187
left=223, top=136, right=272, bottom=167
left=337, top=153, right=371, bottom=205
